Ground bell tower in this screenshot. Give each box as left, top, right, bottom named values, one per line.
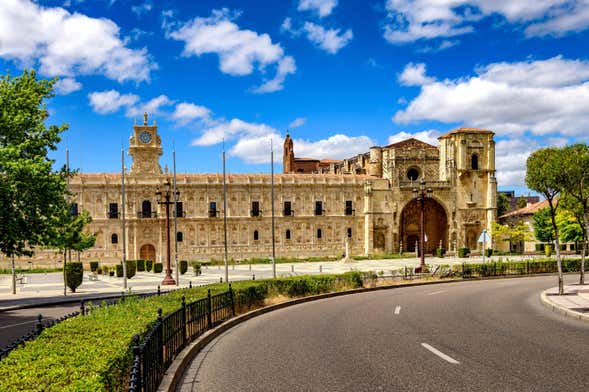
left=128, top=112, right=163, bottom=175
left=283, top=133, right=295, bottom=173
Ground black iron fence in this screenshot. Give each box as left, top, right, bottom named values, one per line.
left=128, top=287, right=235, bottom=392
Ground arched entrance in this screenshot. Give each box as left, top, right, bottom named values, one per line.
left=139, top=244, right=156, bottom=262
left=400, top=198, right=448, bottom=254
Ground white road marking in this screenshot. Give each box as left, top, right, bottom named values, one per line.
left=427, top=290, right=446, bottom=296
left=394, top=306, right=402, bottom=315
left=421, top=343, right=460, bottom=364
left=0, top=320, right=38, bottom=330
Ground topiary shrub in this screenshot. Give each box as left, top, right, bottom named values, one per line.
left=485, top=248, right=493, bottom=257
left=136, top=260, right=145, bottom=272
left=145, top=260, right=153, bottom=272
left=125, top=260, right=136, bottom=279
left=458, top=247, right=470, bottom=258
left=109, top=270, right=114, bottom=277
left=116, top=264, right=123, bottom=277
left=96, top=267, right=102, bottom=275
left=65, top=262, right=83, bottom=293
left=192, top=262, right=202, bottom=276
left=544, top=244, right=552, bottom=257
left=154, top=263, right=163, bottom=273
left=435, top=248, right=446, bottom=258
left=89, top=261, right=99, bottom=272
left=180, top=260, right=188, bottom=275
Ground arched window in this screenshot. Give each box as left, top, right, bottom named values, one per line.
left=111, top=233, right=118, bottom=244
left=471, top=154, right=479, bottom=170
left=347, top=228, right=352, bottom=238
left=286, top=229, right=291, bottom=240
left=141, top=200, right=152, bottom=218
left=176, top=232, right=183, bottom=242
left=407, top=168, right=420, bottom=181
left=317, top=229, right=322, bottom=239
left=253, top=230, right=259, bottom=241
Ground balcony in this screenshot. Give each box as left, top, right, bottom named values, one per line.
left=209, top=210, right=219, bottom=218
left=107, top=211, right=120, bottom=219
left=137, top=211, right=158, bottom=218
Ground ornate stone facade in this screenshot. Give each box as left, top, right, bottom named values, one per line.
left=15, top=117, right=497, bottom=264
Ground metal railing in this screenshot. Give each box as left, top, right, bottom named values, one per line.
left=128, top=287, right=235, bottom=392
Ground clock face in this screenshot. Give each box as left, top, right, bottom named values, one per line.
left=139, top=131, right=152, bottom=144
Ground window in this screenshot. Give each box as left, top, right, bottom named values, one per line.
left=141, top=200, right=152, bottom=218
left=315, top=201, right=323, bottom=216
left=317, top=228, right=322, bottom=239
left=251, top=201, right=260, bottom=217
left=347, top=228, right=352, bottom=238
left=209, top=201, right=217, bottom=218
left=283, top=201, right=292, bottom=216
left=471, top=154, right=479, bottom=170
left=175, top=202, right=183, bottom=218
left=108, top=203, right=118, bottom=219
left=70, top=203, right=79, bottom=216
left=176, top=232, right=183, bottom=242
left=286, top=229, right=291, bottom=240
left=345, top=200, right=353, bottom=216
left=407, top=168, right=419, bottom=181
left=253, top=230, right=259, bottom=241
left=111, top=233, right=118, bottom=244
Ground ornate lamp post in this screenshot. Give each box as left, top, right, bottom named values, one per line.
left=156, top=179, right=179, bottom=285
left=412, top=178, right=432, bottom=272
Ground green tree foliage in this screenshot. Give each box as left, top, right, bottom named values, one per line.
left=525, top=147, right=565, bottom=294
left=492, top=222, right=533, bottom=248
left=0, top=70, right=69, bottom=258
left=497, top=192, right=511, bottom=217
left=49, top=209, right=96, bottom=260
left=64, top=262, right=83, bottom=293
left=516, top=197, right=528, bottom=209
left=533, top=208, right=555, bottom=243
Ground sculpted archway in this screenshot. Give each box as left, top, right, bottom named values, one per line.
left=139, top=244, right=156, bottom=262
left=400, top=198, right=448, bottom=254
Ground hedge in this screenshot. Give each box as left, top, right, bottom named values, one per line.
left=136, top=260, right=145, bottom=272
left=89, top=261, right=99, bottom=272
left=180, top=260, right=188, bottom=275
left=145, top=260, right=153, bottom=272
left=0, top=272, right=363, bottom=392
left=65, top=263, right=83, bottom=293
left=154, top=263, right=163, bottom=273
left=115, top=261, right=137, bottom=279
left=457, top=258, right=584, bottom=278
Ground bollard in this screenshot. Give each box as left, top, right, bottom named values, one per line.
left=220, top=277, right=223, bottom=283
left=157, top=285, right=161, bottom=296
left=252, top=273, right=255, bottom=280
left=36, top=314, right=44, bottom=336
left=291, top=265, right=294, bottom=273
left=80, top=300, right=85, bottom=316
left=319, top=265, right=322, bottom=273
left=189, top=281, right=192, bottom=289
left=121, top=291, right=125, bottom=303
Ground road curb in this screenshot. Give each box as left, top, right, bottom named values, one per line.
left=157, top=277, right=476, bottom=392
left=540, top=290, right=589, bottom=324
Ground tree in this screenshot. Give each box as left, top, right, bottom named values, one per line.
left=559, top=144, right=589, bottom=285
left=492, top=222, right=533, bottom=253
left=517, top=197, right=528, bottom=209
left=533, top=208, right=555, bottom=243
left=526, top=147, right=565, bottom=294
left=0, top=70, right=69, bottom=294
left=497, top=192, right=511, bottom=217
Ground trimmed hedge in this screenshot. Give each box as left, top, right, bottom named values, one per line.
left=145, top=260, right=153, bottom=272
left=192, top=262, right=202, bottom=276
left=180, top=260, right=188, bottom=275
left=89, top=261, right=99, bottom=272
left=435, top=248, right=446, bottom=258
left=458, top=247, right=470, bottom=258
left=115, top=261, right=137, bottom=279
left=0, top=272, right=363, bottom=391
left=136, top=260, right=145, bottom=272
left=65, top=263, right=83, bottom=293
left=154, top=263, right=163, bottom=273
left=457, top=258, right=584, bottom=278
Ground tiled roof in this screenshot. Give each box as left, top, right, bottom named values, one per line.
left=499, top=199, right=550, bottom=219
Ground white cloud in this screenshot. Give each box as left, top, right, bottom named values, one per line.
left=302, top=22, right=353, bottom=54
left=192, top=118, right=277, bottom=147
left=388, top=130, right=440, bottom=146
left=297, top=0, right=338, bottom=18
left=294, top=134, right=375, bottom=159
left=126, top=95, right=174, bottom=117
left=131, top=1, right=152, bottom=17
left=167, top=9, right=295, bottom=92
left=382, top=0, right=589, bottom=43
left=0, top=0, right=155, bottom=83
left=398, top=63, right=435, bottom=86
left=495, top=137, right=540, bottom=187
left=88, top=90, right=139, bottom=114
left=289, top=117, right=307, bottom=129
left=171, top=102, right=212, bottom=125
left=394, top=56, right=589, bottom=137
left=54, top=77, right=82, bottom=95
left=230, top=133, right=284, bottom=164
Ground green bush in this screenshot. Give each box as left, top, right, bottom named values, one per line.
left=109, top=270, right=114, bottom=277
left=65, top=262, right=83, bottom=293
left=180, top=260, right=188, bottom=275
left=89, top=261, right=99, bottom=272
left=96, top=267, right=103, bottom=275
left=136, top=260, right=145, bottom=272
left=485, top=248, right=493, bottom=257
left=192, top=262, right=202, bottom=276
left=145, top=260, right=153, bottom=272
left=115, top=264, right=123, bottom=278
left=544, top=244, right=552, bottom=257
left=458, top=247, right=470, bottom=258
left=125, top=260, right=136, bottom=279
left=435, top=248, right=445, bottom=258
left=154, top=263, right=163, bottom=273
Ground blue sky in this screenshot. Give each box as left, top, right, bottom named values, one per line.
left=1, top=0, right=589, bottom=193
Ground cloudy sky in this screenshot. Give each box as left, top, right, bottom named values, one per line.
left=1, top=0, right=588, bottom=193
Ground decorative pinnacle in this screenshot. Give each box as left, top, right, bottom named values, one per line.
left=143, top=112, right=148, bottom=126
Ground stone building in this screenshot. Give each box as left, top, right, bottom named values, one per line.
left=12, top=115, right=497, bottom=265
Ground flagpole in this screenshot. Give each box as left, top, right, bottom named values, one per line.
left=271, top=139, right=276, bottom=279
left=173, top=146, right=179, bottom=286
left=121, top=146, right=127, bottom=290
left=222, top=140, right=229, bottom=285
left=64, top=148, right=69, bottom=296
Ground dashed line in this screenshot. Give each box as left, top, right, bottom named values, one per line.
left=427, top=290, right=446, bottom=296
left=394, top=306, right=402, bottom=315
left=421, top=343, right=460, bottom=364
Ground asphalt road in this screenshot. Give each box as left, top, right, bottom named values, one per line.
left=178, top=275, right=588, bottom=392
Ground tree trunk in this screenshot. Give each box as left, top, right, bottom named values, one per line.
left=582, top=210, right=589, bottom=285
left=63, top=249, right=67, bottom=296
left=550, top=209, right=564, bottom=295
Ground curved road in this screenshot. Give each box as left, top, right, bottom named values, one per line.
left=177, top=276, right=588, bottom=392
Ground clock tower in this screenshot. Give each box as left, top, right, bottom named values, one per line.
left=129, top=112, right=163, bottom=175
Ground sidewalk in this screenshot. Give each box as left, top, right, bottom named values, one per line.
left=541, top=283, right=589, bottom=323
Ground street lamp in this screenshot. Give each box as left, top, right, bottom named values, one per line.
left=412, top=178, right=433, bottom=272
left=156, top=179, right=179, bottom=285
